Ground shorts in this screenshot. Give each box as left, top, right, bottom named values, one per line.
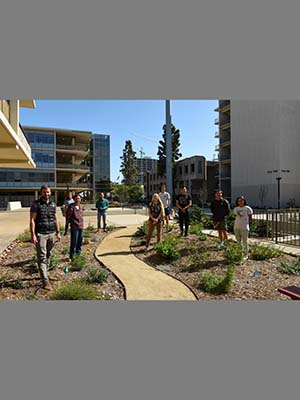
left=164, top=207, right=171, bottom=216
left=214, top=221, right=227, bottom=231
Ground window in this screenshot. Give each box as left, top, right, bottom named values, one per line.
left=179, top=166, right=182, bottom=175
left=198, top=161, right=202, bottom=174
left=185, top=165, right=188, bottom=174
left=191, top=164, right=195, bottom=173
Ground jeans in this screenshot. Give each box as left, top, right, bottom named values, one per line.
left=178, top=210, right=190, bottom=235
left=97, top=211, right=107, bottom=230
left=64, top=219, right=69, bottom=234
left=36, top=232, right=56, bottom=282
left=70, top=228, right=83, bottom=259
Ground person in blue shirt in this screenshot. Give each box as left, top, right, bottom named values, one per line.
left=95, top=192, right=109, bottom=233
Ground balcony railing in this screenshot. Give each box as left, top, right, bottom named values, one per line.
left=220, top=138, right=231, bottom=146
left=214, top=131, right=219, bottom=138
left=215, top=145, right=219, bottom=151
left=214, top=118, right=219, bottom=125
left=56, top=144, right=88, bottom=152
left=56, top=164, right=90, bottom=170
left=56, top=182, right=92, bottom=188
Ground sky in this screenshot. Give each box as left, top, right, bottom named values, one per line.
left=20, top=100, right=218, bottom=182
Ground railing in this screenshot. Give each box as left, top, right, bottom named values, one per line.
left=56, top=164, right=90, bottom=170
left=56, top=182, right=92, bottom=188
left=214, top=131, right=219, bottom=138
left=56, top=144, right=88, bottom=152
left=214, top=118, right=219, bottom=124
left=252, top=209, right=300, bottom=246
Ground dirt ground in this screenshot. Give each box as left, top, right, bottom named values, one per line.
left=130, top=224, right=300, bottom=301
left=0, top=227, right=125, bottom=300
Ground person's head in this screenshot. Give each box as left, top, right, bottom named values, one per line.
left=151, top=193, right=160, bottom=203
left=66, top=191, right=73, bottom=200
left=40, top=185, right=51, bottom=202
left=160, top=183, right=166, bottom=193
left=73, top=193, right=81, bottom=204
left=181, top=186, right=187, bottom=195
left=235, top=196, right=247, bottom=207
left=214, top=190, right=223, bottom=200
left=99, top=192, right=105, bottom=199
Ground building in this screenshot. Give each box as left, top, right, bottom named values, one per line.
left=134, top=157, right=158, bottom=185
left=90, top=133, right=110, bottom=200
left=0, top=100, right=36, bottom=169
left=144, top=155, right=218, bottom=205
left=215, top=100, right=300, bottom=208
left=0, top=125, right=110, bottom=208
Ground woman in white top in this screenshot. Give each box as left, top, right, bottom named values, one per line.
left=158, top=183, right=171, bottom=228
left=233, top=196, right=253, bottom=260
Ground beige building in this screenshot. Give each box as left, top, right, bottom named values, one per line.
left=0, top=100, right=36, bottom=168
left=215, top=100, right=300, bottom=208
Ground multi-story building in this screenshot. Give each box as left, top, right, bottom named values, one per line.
left=0, top=100, right=36, bottom=169
left=90, top=133, right=110, bottom=200
left=214, top=100, right=300, bottom=208
left=0, top=126, right=110, bottom=208
left=144, top=155, right=218, bottom=205
left=134, top=157, right=158, bottom=185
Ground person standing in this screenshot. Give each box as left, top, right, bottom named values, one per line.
left=175, top=186, right=192, bottom=237
left=30, top=184, right=61, bottom=290
left=62, top=191, right=74, bottom=236
left=233, top=196, right=253, bottom=260
left=210, top=190, right=231, bottom=249
left=96, top=192, right=109, bottom=233
left=145, top=193, right=165, bottom=252
left=159, top=183, right=171, bottom=229
left=66, top=193, right=84, bottom=260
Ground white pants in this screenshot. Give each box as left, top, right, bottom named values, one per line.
left=234, top=228, right=249, bottom=256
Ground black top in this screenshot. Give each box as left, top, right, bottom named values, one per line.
left=210, top=198, right=230, bottom=221
left=30, top=198, right=57, bottom=234
left=176, top=194, right=192, bottom=209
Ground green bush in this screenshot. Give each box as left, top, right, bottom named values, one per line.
left=189, top=222, right=207, bottom=240
left=50, top=281, right=98, bottom=300
left=71, top=254, right=87, bottom=271
left=198, top=264, right=235, bottom=295
left=17, top=229, right=32, bottom=242
left=250, top=220, right=272, bottom=237
left=225, top=211, right=236, bottom=233
left=277, top=260, right=300, bottom=275
left=186, top=251, right=209, bottom=271
left=155, top=238, right=180, bottom=260
left=224, top=242, right=244, bottom=265
left=84, top=268, right=109, bottom=284
left=49, top=254, right=60, bottom=270
left=85, top=223, right=95, bottom=231
left=190, top=206, right=214, bottom=229
left=250, top=244, right=282, bottom=260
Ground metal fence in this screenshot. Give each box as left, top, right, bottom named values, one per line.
left=252, top=209, right=300, bottom=246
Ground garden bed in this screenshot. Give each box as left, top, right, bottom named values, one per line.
left=130, top=223, right=300, bottom=300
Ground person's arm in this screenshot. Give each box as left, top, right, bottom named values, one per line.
left=248, top=207, right=253, bottom=224
left=176, top=198, right=185, bottom=212
left=30, top=211, right=38, bottom=245
left=184, top=197, right=192, bottom=211
left=54, top=212, right=61, bottom=241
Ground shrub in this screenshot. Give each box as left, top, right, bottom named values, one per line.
left=250, top=220, right=272, bottom=237
left=277, top=260, right=300, bottom=275
left=189, top=222, right=207, bottom=240
left=186, top=251, right=209, bottom=271
left=84, top=268, right=109, bottom=284
left=190, top=206, right=214, bottom=229
left=61, top=247, right=69, bottom=255
left=250, top=244, right=282, bottom=260
left=198, top=264, right=235, bottom=295
left=17, top=229, right=31, bottom=242
left=225, top=211, right=236, bottom=233
left=85, top=223, right=95, bottom=232
left=49, top=254, right=60, bottom=270
left=134, top=222, right=148, bottom=237
left=71, top=254, right=87, bottom=271
left=224, top=243, right=244, bottom=265
left=155, top=238, right=180, bottom=260
left=50, top=281, right=98, bottom=300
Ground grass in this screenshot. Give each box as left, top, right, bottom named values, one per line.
left=17, top=229, right=31, bottom=242
left=250, top=244, right=282, bottom=260
left=49, top=281, right=99, bottom=300
left=198, top=265, right=236, bottom=295
left=83, top=267, right=109, bottom=284
left=277, top=259, right=300, bottom=275
left=71, top=254, right=87, bottom=271
left=224, top=242, right=244, bottom=265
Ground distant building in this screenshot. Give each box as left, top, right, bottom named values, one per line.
left=134, top=157, right=158, bottom=185
left=0, top=125, right=110, bottom=208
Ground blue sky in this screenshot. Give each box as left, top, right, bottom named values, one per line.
left=20, top=100, right=218, bottom=182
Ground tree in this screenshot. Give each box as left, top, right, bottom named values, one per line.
left=120, top=140, right=138, bottom=186
left=157, top=124, right=182, bottom=177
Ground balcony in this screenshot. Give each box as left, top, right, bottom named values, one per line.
left=56, top=182, right=92, bottom=189
left=215, top=144, right=219, bottom=151
left=219, top=100, right=230, bottom=113
left=220, top=138, right=231, bottom=146
left=214, top=118, right=219, bottom=125
left=219, top=121, right=230, bottom=130
left=56, top=164, right=90, bottom=171
left=56, top=144, right=88, bottom=152
left=214, top=131, right=219, bottom=138
left=220, top=156, right=231, bottom=164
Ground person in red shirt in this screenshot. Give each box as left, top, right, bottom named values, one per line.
left=66, top=193, right=84, bottom=260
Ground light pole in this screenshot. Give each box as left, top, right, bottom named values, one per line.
left=165, top=100, right=173, bottom=199
left=267, top=169, right=290, bottom=209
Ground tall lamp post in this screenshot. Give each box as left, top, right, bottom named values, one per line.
left=267, top=169, right=290, bottom=209
left=165, top=100, right=173, bottom=200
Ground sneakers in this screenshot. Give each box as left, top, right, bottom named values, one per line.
left=184, top=233, right=189, bottom=238
left=42, top=280, right=52, bottom=291
left=218, top=242, right=226, bottom=249
left=144, top=247, right=149, bottom=253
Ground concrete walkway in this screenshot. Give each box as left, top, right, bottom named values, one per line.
left=95, top=225, right=197, bottom=300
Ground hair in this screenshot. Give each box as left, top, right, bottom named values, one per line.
left=214, top=190, right=222, bottom=195
left=150, top=193, right=165, bottom=218
left=40, top=184, right=51, bottom=191
left=73, top=193, right=81, bottom=199
left=159, top=183, right=166, bottom=191
left=235, top=196, right=248, bottom=206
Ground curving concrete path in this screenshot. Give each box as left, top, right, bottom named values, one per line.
left=95, top=225, right=197, bottom=301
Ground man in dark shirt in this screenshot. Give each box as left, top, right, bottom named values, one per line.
left=210, top=190, right=230, bottom=248
left=30, top=184, right=61, bottom=290
left=175, top=186, right=192, bottom=237
left=66, top=193, right=84, bottom=260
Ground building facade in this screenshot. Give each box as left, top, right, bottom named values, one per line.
left=215, top=100, right=300, bottom=208
left=0, top=126, right=110, bottom=208
left=134, top=157, right=158, bottom=185
left=90, top=133, right=110, bottom=200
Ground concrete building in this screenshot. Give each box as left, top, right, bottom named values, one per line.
left=144, top=155, right=218, bottom=205
left=0, top=126, right=110, bottom=208
left=215, top=100, right=300, bottom=208
left=0, top=100, right=36, bottom=169
left=134, top=157, right=158, bottom=185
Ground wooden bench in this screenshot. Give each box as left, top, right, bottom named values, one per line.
left=278, top=286, right=300, bottom=300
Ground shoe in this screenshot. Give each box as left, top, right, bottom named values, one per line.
left=144, top=247, right=149, bottom=253
left=218, top=243, right=225, bottom=249
left=184, top=233, right=189, bottom=238
left=95, top=229, right=100, bottom=233
left=243, top=255, right=249, bottom=261
left=42, top=280, right=52, bottom=291
left=104, top=229, right=108, bottom=233
left=63, top=232, right=68, bottom=236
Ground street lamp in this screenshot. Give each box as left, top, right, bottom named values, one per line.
left=267, top=169, right=290, bottom=209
